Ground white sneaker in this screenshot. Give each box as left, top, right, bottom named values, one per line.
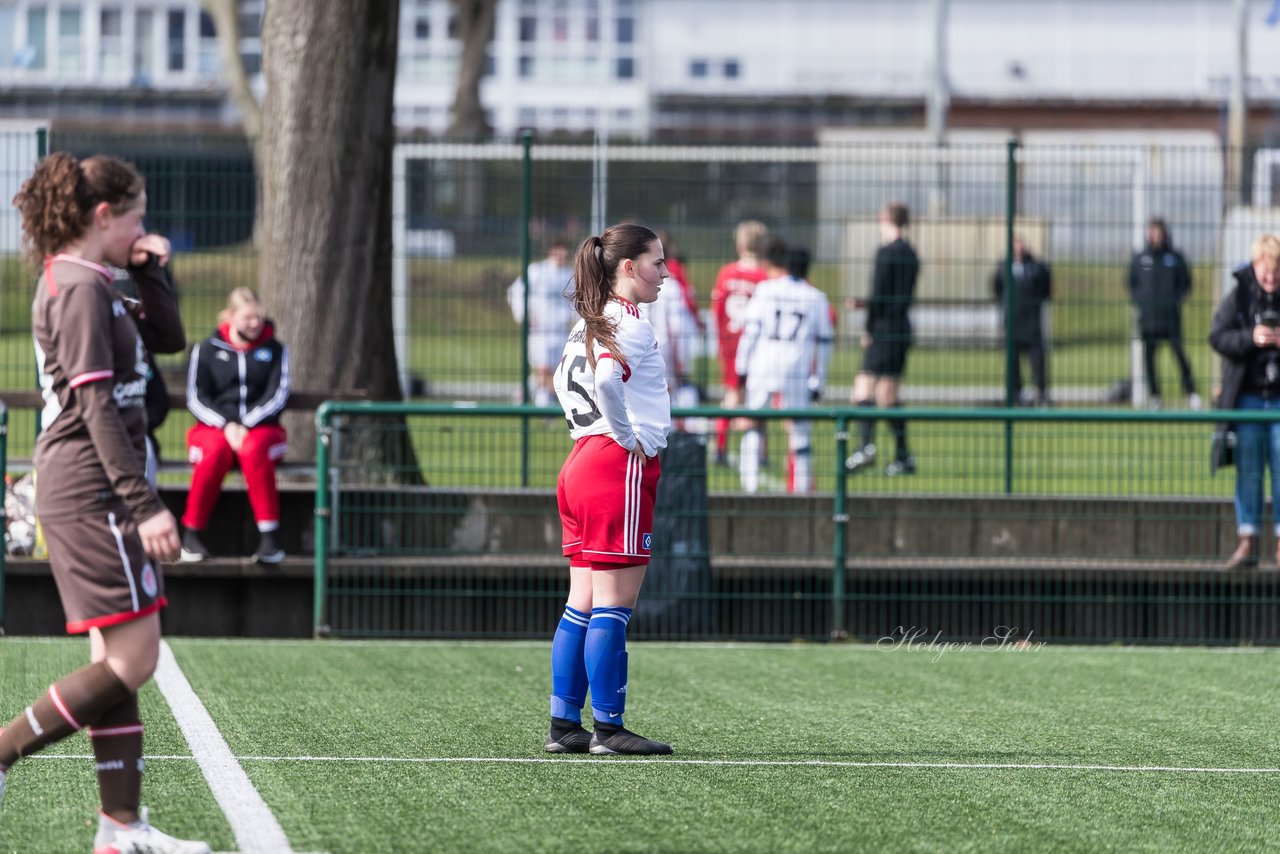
left=93, top=808, right=211, bottom=854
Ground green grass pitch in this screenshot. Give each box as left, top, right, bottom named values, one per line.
left=3, top=638, right=1280, bottom=852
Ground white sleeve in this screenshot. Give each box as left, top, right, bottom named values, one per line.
left=734, top=296, right=765, bottom=378
left=813, top=294, right=835, bottom=387
left=593, top=355, right=637, bottom=450
left=508, top=278, right=525, bottom=325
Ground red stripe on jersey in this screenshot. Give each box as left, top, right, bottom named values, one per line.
left=597, top=352, right=632, bottom=382
left=613, top=295, right=641, bottom=318
left=69, top=370, right=114, bottom=388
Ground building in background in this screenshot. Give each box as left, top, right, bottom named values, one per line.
left=2, top=0, right=1280, bottom=142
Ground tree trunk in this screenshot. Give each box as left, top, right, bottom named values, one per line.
left=261, top=0, right=420, bottom=484
left=447, top=0, right=497, bottom=140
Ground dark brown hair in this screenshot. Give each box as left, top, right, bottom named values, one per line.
left=571, top=223, right=659, bottom=370
left=884, top=202, right=910, bottom=229
left=12, top=153, right=145, bottom=262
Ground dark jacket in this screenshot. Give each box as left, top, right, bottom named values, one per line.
left=993, top=253, right=1052, bottom=344
left=1128, top=239, right=1192, bottom=338
left=866, top=238, right=919, bottom=343
left=1208, top=264, right=1280, bottom=472
left=187, top=320, right=290, bottom=429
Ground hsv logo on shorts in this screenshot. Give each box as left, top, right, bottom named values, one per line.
left=642, top=533, right=653, bottom=550
left=141, top=561, right=158, bottom=598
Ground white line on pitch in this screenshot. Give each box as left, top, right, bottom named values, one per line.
left=31, top=752, right=1280, bottom=775
left=153, top=640, right=297, bottom=854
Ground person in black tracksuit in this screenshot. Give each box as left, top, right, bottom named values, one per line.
left=847, top=202, right=920, bottom=475
left=181, top=287, right=290, bottom=564
left=1128, top=218, right=1199, bottom=409
left=1209, top=236, right=1280, bottom=570
left=993, top=235, right=1053, bottom=406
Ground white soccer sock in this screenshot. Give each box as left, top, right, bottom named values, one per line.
left=792, top=449, right=812, bottom=493
left=740, top=430, right=762, bottom=494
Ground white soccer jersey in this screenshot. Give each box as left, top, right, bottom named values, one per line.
left=508, top=258, right=577, bottom=333
left=735, top=275, right=834, bottom=394
left=554, top=297, right=671, bottom=456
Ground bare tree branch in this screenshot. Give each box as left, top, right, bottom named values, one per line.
left=447, top=0, right=498, bottom=140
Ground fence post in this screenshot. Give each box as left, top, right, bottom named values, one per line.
left=1, top=400, right=7, bottom=632
left=1003, top=138, right=1019, bottom=494
left=831, top=412, right=850, bottom=639
left=313, top=402, right=334, bottom=638
left=519, top=129, right=533, bottom=487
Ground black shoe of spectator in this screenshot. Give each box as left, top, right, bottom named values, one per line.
left=179, top=528, right=212, bottom=563
left=253, top=530, right=286, bottom=565
left=883, top=456, right=917, bottom=476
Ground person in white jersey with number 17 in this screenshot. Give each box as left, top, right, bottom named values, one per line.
left=546, top=223, right=674, bottom=757
left=735, top=240, right=834, bottom=494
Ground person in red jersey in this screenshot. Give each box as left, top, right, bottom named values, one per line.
left=710, top=220, right=771, bottom=465
left=4, top=152, right=211, bottom=853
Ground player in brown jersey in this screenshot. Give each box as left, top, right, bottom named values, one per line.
left=3, top=153, right=210, bottom=853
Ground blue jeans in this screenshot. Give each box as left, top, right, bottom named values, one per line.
left=1234, top=394, right=1280, bottom=536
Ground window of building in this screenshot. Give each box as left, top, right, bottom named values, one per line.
left=134, top=8, right=153, bottom=81
left=615, top=56, right=633, bottom=79
left=23, top=6, right=47, bottom=70
left=519, top=55, right=535, bottom=78
left=448, top=15, right=458, bottom=38
left=585, top=15, right=599, bottom=42
left=615, top=16, right=634, bottom=44
left=0, top=7, right=14, bottom=68
left=519, top=16, right=536, bottom=42
left=689, top=59, right=707, bottom=79
left=198, top=11, right=218, bottom=76
left=100, top=7, right=124, bottom=75
left=552, top=15, right=568, bottom=42
left=239, top=4, right=262, bottom=40
left=723, top=59, right=740, bottom=79
left=57, top=7, right=82, bottom=75
left=415, top=17, right=430, bottom=39
left=167, top=9, right=185, bottom=72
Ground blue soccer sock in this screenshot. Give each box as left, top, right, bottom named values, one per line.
left=585, top=606, right=632, bottom=726
left=549, top=605, right=591, bottom=723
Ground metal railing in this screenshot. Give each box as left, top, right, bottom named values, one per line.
left=312, top=401, right=1280, bottom=644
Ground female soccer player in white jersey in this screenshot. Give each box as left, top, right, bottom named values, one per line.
left=545, top=223, right=674, bottom=756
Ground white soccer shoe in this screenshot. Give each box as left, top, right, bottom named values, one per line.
left=93, top=808, right=211, bottom=854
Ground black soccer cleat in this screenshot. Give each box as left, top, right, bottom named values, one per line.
left=589, top=724, right=673, bottom=756
left=253, top=530, right=286, bottom=565
left=545, top=719, right=593, bottom=754
left=883, top=455, right=917, bottom=476
left=845, top=443, right=876, bottom=473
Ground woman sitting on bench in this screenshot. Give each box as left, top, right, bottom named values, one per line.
left=181, top=287, right=291, bottom=564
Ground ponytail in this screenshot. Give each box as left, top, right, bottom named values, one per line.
left=570, top=223, right=659, bottom=370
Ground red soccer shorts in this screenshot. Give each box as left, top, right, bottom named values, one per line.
left=558, top=434, right=662, bottom=567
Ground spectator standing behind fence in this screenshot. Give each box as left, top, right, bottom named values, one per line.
left=735, top=242, right=833, bottom=494
left=649, top=231, right=703, bottom=402
left=847, top=202, right=920, bottom=476
left=181, top=288, right=290, bottom=565
left=7, top=152, right=211, bottom=853
left=1209, top=234, right=1280, bottom=570
left=509, top=238, right=577, bottom=408
left=1128, top=218, right=1201, bottom=410
left=992, top=235, right=1053, bottom=407
left=711, top=220, right=771, bottom=466
left=546, top=223, right=674, bottom=757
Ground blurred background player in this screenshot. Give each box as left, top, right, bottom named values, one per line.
left=509, top=237, right=577, bottom=408
left=7, top=152, right=210, bottom=853
left=181, top=288, right=291, bottom=565
left=649, top=230, right=704, bottom=411
left=548, top=223, right=674, bottom=756
left=711, top=220, right=771, bottom=465
left=1127, top=217, right=1200, bottom=410
left=992, top=234, right=1053, bottom=407
left=734, top=241, right=833, bottom=493
left=847, top=202, right=920, bottom=476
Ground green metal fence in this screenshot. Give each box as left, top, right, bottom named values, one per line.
left=313, top=401, right=1280, bottom=645
left=1, top=131, right=1272, bottom=464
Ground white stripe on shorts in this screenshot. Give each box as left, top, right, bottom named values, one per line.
left=107, top=512, right=140, bottom=613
